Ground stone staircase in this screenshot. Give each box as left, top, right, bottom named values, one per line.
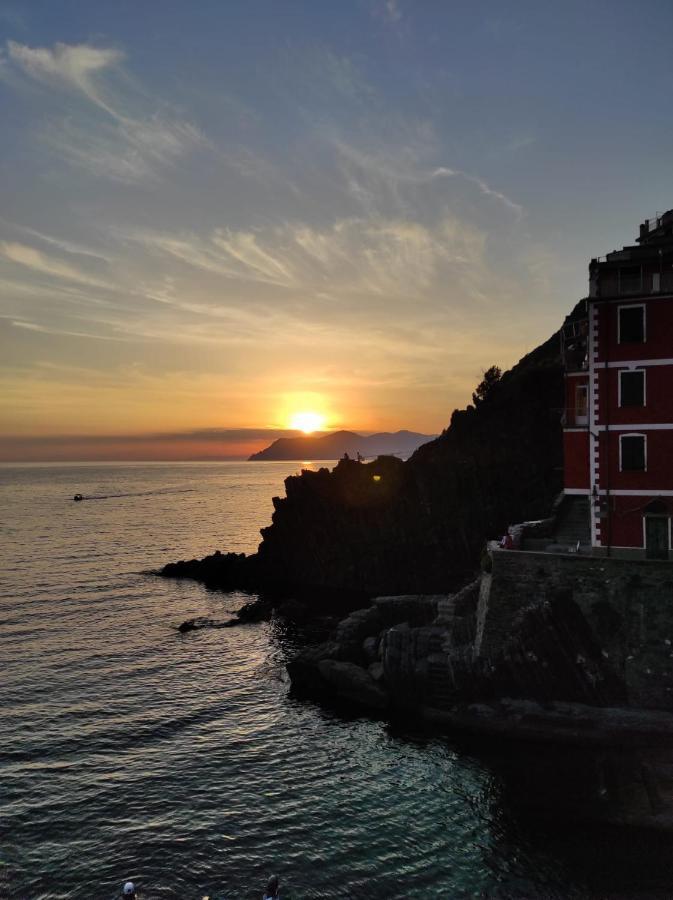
left=426, top=653, right=455, bottom=709
left=553, top=494, right=591, bottom=548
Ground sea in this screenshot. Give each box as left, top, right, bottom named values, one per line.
left=2, top=461, right=673, bottom=900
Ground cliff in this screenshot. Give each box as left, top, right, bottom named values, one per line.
left=255, top=330, right=563, bottom=593
left=161, top=326, right=564, bottom=595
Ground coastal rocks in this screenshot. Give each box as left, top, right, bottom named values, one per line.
left=161, top=550, right=261, bottom=592
left=316, top=660, right=389, bottom=709
left=286, top=572, right=638, bottom=724
left=288, top=592, right=464, bottom=710
left=236, top=598, right=274, bottom=623
left=177, top=616, right=237, bottom=632
left=177, top=598, right=275, bottom=634
left=159, top=327, right=565, bottom=599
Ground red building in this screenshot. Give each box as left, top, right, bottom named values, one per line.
left=561, top=210, right=673, bottom=559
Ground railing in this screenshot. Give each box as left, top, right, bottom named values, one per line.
left=598, top=270, right=673, bottom=297
left=563, top=349, right=589, bottom=371
left=644, top=213, right=664, bottom=232
left=562, top=407, right=589, bottom=427
left=561, top=319, right=589, bottom=371
left=619, top=274, right=643, bottom=294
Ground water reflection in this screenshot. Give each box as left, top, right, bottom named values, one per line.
left=3, top=463, right=673, bottom=899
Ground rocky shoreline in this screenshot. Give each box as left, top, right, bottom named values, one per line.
left=282, top=577, right=673, bottom=828
left=157, top=312, right=673, bottom=827
left=159, top=328, right=565, bottom=599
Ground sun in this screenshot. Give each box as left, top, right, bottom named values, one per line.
left=289, top=411, right=326, bottom=434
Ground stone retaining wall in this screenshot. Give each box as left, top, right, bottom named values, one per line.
left=478, top=548, right=673, bottom=709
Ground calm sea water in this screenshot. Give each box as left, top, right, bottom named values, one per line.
left=2, top=461, right=673, bottom=900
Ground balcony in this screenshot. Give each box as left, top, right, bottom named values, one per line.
left=561, top=318, right=588, bottom=372
left=597, top=268, right=673, bottom=297
left=562, top=407, right=589, bottom=427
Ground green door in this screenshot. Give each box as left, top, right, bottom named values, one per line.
left=645, top=516, right=669, bottom=560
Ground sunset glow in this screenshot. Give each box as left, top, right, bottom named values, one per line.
left=1, top=4, right=666, bottom=463
left=288, top=411, right=326, bottom=434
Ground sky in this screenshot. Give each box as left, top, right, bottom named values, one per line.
left=1, top=0, right=673, bottom=460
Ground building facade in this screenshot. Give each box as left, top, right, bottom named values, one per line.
left=562, top=210, right=673, bottom=559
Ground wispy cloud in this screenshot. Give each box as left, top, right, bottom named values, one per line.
left=0, top=241, right=113, bottom=288
left=4, top=40, right=204, bottom=182
left=431, top=167, right=524, bottom=219
left=0, top=218, right=114, bottom=263
left=383, top=0, right=402, bottom=24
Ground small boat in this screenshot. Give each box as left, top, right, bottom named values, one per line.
left=73, top=494, right=83, bottom=502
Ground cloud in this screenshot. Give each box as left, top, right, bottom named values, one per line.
left=0, top=241, right=113, bottom=288
left=371, top=0, right=402, bottom=25
left=4, top=40, right=203, bottom=182
left=0, top=218, right=115, bottom=263
left=431, top=167, right=524, bottom=219
left=0, top=426, right=305, bottom=462
left=383, top=0, right=402, bottom=24
left=7, top=40, right=122, bottom=103
left=126, top=187, right=500, bottom=313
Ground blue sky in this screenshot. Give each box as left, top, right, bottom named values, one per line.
left=1, top=0, right=673, bottom=457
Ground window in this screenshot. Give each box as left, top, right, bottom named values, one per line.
left=618, top=305, right=645, bottom=343
left=620, top=434, right=646, bottom=471
left=619, top=370, right=645, bottom=407
left=619, top=265, right=642, bottom=294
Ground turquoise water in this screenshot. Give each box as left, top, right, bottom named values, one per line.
left=1, top=461, right=672, bottom=899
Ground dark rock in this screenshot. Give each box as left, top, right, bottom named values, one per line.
left=236, top=599, right=274, bottom=624
left=160, top=551, right=262, bottom=592
left=159, top=324, right=564, bottom=599
left=276, top=598, right=311, bottom=622
left=362, top=636, right=379, bottom=662
left=316, top=659, right=389, bottom=709
left=368, top=662, right=385, bottom=682
left=286, top=641, right=345, bottom=692
left=177, top=616, right=237, bottom=632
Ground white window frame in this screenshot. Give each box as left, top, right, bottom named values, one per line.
left=618, top=368, right=646, bottom=408
left=617, top=303, right=646, bottom=344
left=619, top=432, right=647, bottom=472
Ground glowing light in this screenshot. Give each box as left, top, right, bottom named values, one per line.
left=289, top=411, right=326, bottom=434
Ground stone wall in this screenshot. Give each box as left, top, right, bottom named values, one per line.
left=478, top=548, right=673, bottom=710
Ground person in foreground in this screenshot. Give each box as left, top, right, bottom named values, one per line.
left=121, top=881, right=137, bottom=898
left=263, top=874, right=280, bottom=899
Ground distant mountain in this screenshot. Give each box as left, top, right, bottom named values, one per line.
left=248, top=429, right=435, bottom=461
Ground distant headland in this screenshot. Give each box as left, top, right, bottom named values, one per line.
left=248, top=429, right=435, bottom=461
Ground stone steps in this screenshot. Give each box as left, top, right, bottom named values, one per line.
left=554, top=495, right=591, bottom=545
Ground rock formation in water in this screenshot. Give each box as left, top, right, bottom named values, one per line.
left=159, top=302, right=673, bottom=827
left=161, top=327, right=564, bottom=596
left=286, top=564, right=673, bottom=827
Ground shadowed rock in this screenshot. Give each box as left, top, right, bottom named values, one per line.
left=159, top=327, right=564, bottom=598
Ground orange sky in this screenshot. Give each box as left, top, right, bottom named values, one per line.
left=9, top=10, right=662, bottom=460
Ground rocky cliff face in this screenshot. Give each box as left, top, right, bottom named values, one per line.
left=286, top=575, right=673, bottom=828
left=161, top=326, right=563, bottom=596
left=255, top=331, right=564, bottom=594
